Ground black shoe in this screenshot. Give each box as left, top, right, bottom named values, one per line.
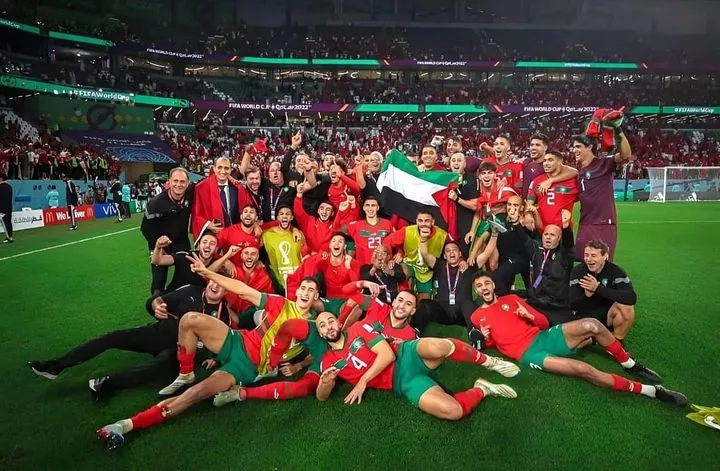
left=2, top=238, right=13, bottom=244
left=624, top=362, right=662, bottom=384
left=468, top=327, right=485, bottom=351
left=68, top=225, right=78, bottom=231
left=89, top=376, right=111, bottom=402
left=28, top=360, right=63, bottom=380
left=654, top=385, right=688, bottom=406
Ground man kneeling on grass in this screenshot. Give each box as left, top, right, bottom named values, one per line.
left=469, top=272, right=687, bottom=406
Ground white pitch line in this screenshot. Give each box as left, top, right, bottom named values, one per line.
left=0, top=227, right=137, bottom=262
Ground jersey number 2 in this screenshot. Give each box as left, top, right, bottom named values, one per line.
left=546, top=190, right=555, bottom=206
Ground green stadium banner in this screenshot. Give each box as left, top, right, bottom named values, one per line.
left=0, top=75, right=189, bottom=108
left=515, top=61, right=639, bottom=69
left=48, top=31, right=114, bottom=47
left=0, top=18, right=41, bottom=34
left=662, top=106, right=720, bottom=114
left=33, top=95, right=154, bottom=134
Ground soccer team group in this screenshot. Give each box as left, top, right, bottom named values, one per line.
left=28, top=121, right=689, bottom=450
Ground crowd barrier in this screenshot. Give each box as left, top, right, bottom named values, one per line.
left=0, top=202, right=143, bottom=234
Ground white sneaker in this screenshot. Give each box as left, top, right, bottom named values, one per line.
left=482, top=355, right=521, bottom=378
left=474, top=377, right=517, bottom=399
left=158, top=372, right=195, bottom=396
left=213, top=385, right=243, bottom=407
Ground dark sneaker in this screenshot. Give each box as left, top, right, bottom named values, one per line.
left=28, top=360, right=62, bottom=380
left=89, top=376, right=111, bottom=402
left=2, top=238, right=13, bottom=244
left=654, top=385, right=688, bottom=407
left=624, top=363, right=662, bottom=384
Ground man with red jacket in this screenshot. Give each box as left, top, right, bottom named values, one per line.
left=191, top=156, right=251, bottom=238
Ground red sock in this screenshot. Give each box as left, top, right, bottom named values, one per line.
left=177, top=345, right=195, bottom=375
left=245, top=374, right=319, bottom=400
left=447, top=338, right=487, bottom=365
left=605, top=339, right=630, bottom=364
left=130, top=405, right=167, bottom=430
left=453, top=388, right=485, bottom=417
left=611, top=374, right=642, bottom=394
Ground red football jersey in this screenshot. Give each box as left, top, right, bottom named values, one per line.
left=319, top=323, right=395, bottom=390
left=225, top=266, right=274, bottom=314
left=496, top=161, right=524, bottom=194
left=527, top=175, right=579, bottom=228
left=362, top=299, right=419, bottom=350
left=316, top=255, right=361, bottom=298
left=346, top=218, right=394, bottom=265
left=469, top=294, right=549, bottom=361
left=216, top=225, right=260, bottom=266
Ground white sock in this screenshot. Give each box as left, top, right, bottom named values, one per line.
left=620, top=358, right=636, bottom=369
left=640, top=384, right=656, bottom=398
left=118, top=418, right=133, bottom=433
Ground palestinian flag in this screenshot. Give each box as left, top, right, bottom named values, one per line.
left=377, top=150, right=460, bottom=238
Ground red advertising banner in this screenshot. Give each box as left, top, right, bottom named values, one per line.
left=43, top=205, right=96, bottom=226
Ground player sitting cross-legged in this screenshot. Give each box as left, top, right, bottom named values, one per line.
left=469, top=272, right=687, bottom=406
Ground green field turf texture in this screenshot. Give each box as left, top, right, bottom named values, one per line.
left=0, top=203, right=719, bottom=471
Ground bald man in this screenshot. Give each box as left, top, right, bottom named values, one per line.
left=516, top=210, right=577, bottom=325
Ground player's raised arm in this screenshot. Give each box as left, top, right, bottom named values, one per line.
left=614, top=132, right=632, bottom=165
left=150, top=236, right=175, bottom=266
left=190, top=258, right=262, bottom=307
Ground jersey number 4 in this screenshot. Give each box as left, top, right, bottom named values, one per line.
left=348, top=354, right=368, bottom=370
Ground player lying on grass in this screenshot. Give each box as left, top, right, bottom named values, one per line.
left=313, top=312, right=519, bottom=420
left=469, top=272, right=687, bottom=406
left=28, top=280, right=233, bottom=402
left=249, top=309, right=521, bottom=420
left=96, top=270, right=323, bottom=450
left=210, top=281, right=419, bottom=406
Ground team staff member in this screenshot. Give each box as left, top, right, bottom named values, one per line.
left=27, top=281, right=233, bottom=402
left=150, top=231, right=219, bottom=296
left=569, top=240, right=637, bottom=341
left=141, top=167, right=195, bottom=295
left=64, top=174, right=80, bottom=230
left=412, top=241, right=477, bottom=334
left=518, top=210, right=577, bottom=325
left=108, top=176, right=123, bottom=223
left=0, top=173, right=13, bottom=243
left=191, top=156, right=251, bottom=239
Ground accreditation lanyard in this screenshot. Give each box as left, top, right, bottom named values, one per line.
left=446, top=263, right=461, bottom=305
left=532, top=250, right=551, bottom=289
left=373, top=271, right=392, bottom=304
left=269, top=187, right=282, bottom=220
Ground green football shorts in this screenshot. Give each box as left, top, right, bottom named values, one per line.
left=519, top=325, right=576, bottom=370
left=216, top=329, right=260, bottom=385
left=393, top=340, right=438, bottom=407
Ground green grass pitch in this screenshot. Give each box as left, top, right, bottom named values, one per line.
left=1, top=203, right=719, bottom=470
